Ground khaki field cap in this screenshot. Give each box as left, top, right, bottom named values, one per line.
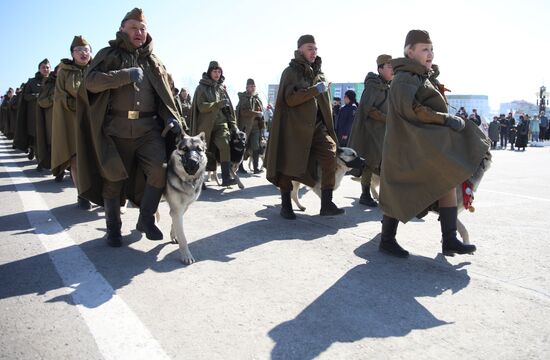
left=121, top=8, right=146, bottom=26
left=38, top=58, right=49, bottom=69
left=70, top=35, right=90, bottom=51
left=376, top=54, right=392, bottom=66
left=297, top=34, right=315, bottom=48
left=404, top=29, right=431, bottom=47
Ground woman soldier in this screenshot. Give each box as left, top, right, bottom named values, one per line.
left=51, top=36, right=93, bottom=209
left=378, top=30, right=490, bottom=258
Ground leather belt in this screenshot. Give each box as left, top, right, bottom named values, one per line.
left=109, top=110, right=156, bottom=120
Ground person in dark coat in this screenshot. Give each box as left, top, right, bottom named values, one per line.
left=488, top=116, right=500, bottom=149
left=508, top=124, right=517, bottom=150
left=515, top=115, right=529, bottom=151
left=498, top=114, right=509, bottom=149
left=378, top=30, right=490, bottom=258
left=335, top=89, right=357, bottom=147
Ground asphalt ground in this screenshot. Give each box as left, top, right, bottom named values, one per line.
left=1, top=136, right=549, bottom=359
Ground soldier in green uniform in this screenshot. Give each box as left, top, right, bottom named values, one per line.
left=191, top=61, right=238, bottom=186
left=266, top=35, right=344, bottom=219
left=179, top=87, right=192, bottom=128
left=14, top=59, right=51, bottom=165
left=0, top=88, right=13, bottom=138
left=52, top=36, right=93, bottom=207
left=236, top=78, right=265, bottom=174
left=8, top=86, right=23, bottom=143
left=76, top=8, right=184, bottom=247
left=378, top=30, right=490, bottom=257
left=348, top=54, right=393, bottom=207
left=35, top=66, right=58, bottom=171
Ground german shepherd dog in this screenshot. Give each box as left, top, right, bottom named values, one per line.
left=247, top=137, right=267, bottom=172
left=165, top=132, right=208, bottom=264
left=291, top=147, right=365, bottom=212
left=370, top=151, right=492, bottom=245
left=209, top=130, right=247, bottom=189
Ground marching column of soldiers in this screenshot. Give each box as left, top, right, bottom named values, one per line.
left=0, top=8, right=491, bottom=258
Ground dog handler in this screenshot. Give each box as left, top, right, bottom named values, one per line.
left=266, top=34, right=344, bottom=219
left=348, top=54, right=394, bottom=208
left=76, top=8, right=184, bottom=247
left=378, top=30, right=490, bottom=257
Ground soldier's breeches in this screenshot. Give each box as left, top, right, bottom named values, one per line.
left=211, top=124, right=230, bottom=162
left=248, top=129, right=260, bottom=151
left=102, top=131, right=166, bottom=199
left=311, top=125, right=337, bottom=190
left=361, top=167, right=373, bottom=186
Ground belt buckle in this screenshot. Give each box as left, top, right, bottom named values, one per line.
left=128, top=110, right=139, bottom=120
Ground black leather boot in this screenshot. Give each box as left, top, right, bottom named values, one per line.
left=237, top=162, right=248, bottom=174
left=27, top=147, right=34, bottom=160
left=136, top=185, right=163, bottom=240
left=104, top=198, right=122, bottom=247
left=280, top=191, right=296, bottom=220
left=221, top=161, right=237, bottom=186
left=77, top=196, right=92, bottom=210
left=320, top=189, right=345, bottom=216
left=440, top=207, right=476, bottom=256
left=252, top=151, right=263, bottom=174
left=359, top=183, right=378, bottom=207
left=379, top=215, right=409, bottom=258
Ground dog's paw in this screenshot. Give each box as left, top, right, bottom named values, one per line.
left=180, top=251, right=195, bottom=265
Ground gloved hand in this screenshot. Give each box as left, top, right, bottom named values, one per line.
left=127, top=67, right=144, bottom=83
left=315, top=81, right=328, bottom=93
left=445, top=114, right=466, bottom=132
left=167, top=118, right=182, bottom=135
left=217, top=99, right=230, bottom=109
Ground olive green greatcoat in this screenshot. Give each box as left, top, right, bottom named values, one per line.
left=236, top=91, right=265, bottom=138
left=190, top=74, right=237, bottom=145
left=35, top=73, right=56, bottom=169
left=379, top=58, right=490, bottom=223
left=347, top=72, right=389, bottom=174
left=0, top=97, right=8, bottom=136
left=8, top=93, right=20, bottom=139
left=51, top=59, right=88, bottom=176
left=266, top=52, right=337, bottom=188
left=76, top=32, right=182, bottom=206
left=14, top=73, right=44, bottom=151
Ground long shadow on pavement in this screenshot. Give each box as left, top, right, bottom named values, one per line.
left=268, top=238, right=471, bottom=360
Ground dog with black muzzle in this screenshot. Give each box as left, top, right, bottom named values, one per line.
left=165, top=132, right=208, bottom=264
left=291, top=147, right=366, bottom=212
left=209, top=130, right=247, bottom=189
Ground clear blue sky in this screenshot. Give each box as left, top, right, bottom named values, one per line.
left=1, top=0, right=549, bottom=112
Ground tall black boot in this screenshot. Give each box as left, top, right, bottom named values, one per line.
left=252, top=150, right=263, bottom=174
left=27, top=147, right=34, bottom=160
left=280, top=191, right=296, bottom=220
left=237, top=162, right=248, bottom=174
left=440, top=207, right=476, bottom=256
left=320, top=189, right=345, bottom=216
left=359, top=183, right=378, bottom=207
left=77, top=196, right=92, bottom=210
left=136, top=185, right=163, bottom=240
left=104, top=198, right=122, bottom=247
left=221, top=161, right=237, bottom=186
left=378, top=215, right=409, bottom=257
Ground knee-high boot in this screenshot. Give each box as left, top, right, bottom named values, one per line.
left=104, top=198, right=122, bottom=247
left=440, top=207, right=476, bottom=256
left=136, top=185, right=163, bottom=240
left=379, top=215, right=409, bottom=257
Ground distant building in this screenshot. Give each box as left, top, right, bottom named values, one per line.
left=499, top=100, right=538, bottom=116
left=268, top=82, right=365, bottom=106
left=447, top=95, right=490, bottom=119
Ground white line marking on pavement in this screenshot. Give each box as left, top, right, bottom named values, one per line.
left=2, top=147, right=171, bottom=360
left=481, top=189, right=550, bottom=202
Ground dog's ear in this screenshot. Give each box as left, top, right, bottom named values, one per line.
left=198, top=131, right=206, bottom=143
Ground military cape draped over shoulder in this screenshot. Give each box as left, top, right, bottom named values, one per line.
left=347, top=72, right=389, bottom=174
left=266, top=51, right=337, bottom=188
left=14, top=73, right=43, bottom=151
left=76, top=32, right=181, bottom=206
left=379, top=58, right=490, bottom=223
left=35, top=72, right=56, bottom=169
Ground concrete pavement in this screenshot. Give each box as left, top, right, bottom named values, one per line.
left=0, top=137, right=549, bottom=359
